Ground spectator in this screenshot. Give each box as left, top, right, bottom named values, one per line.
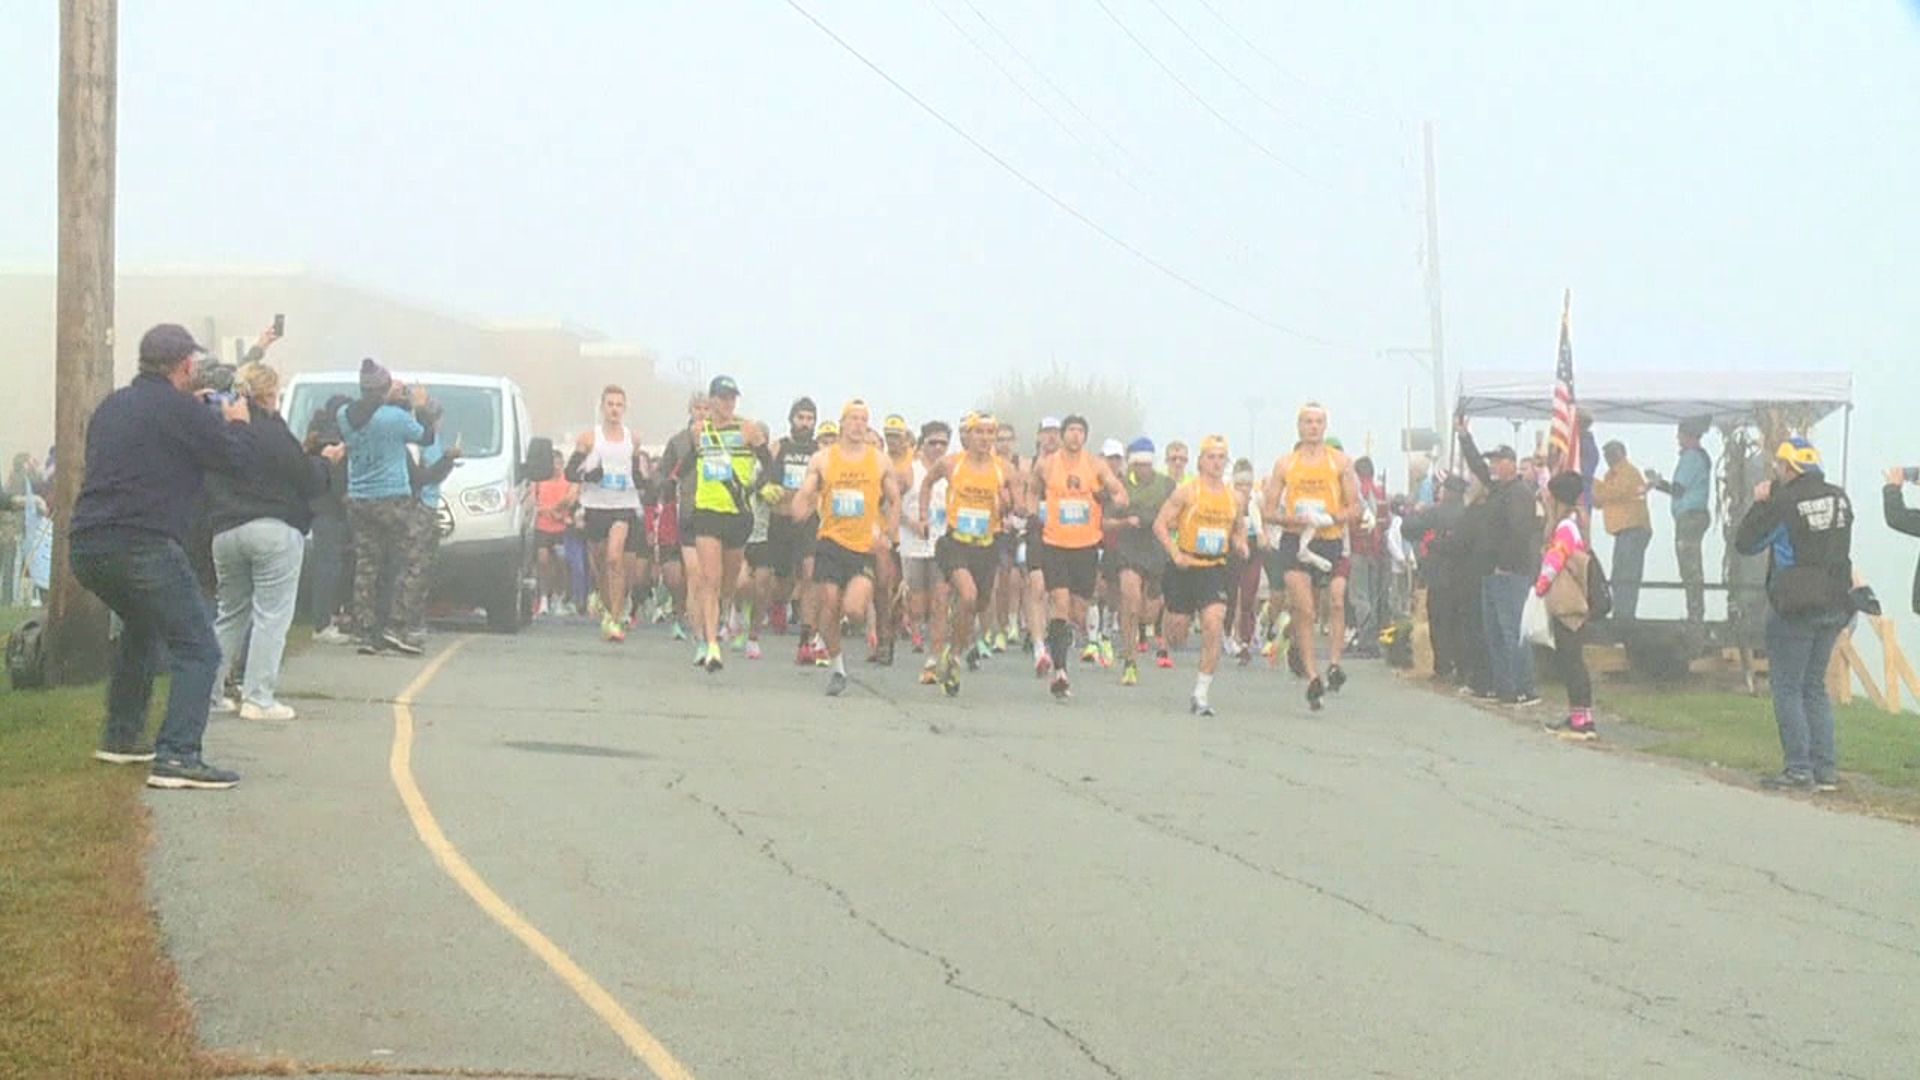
left=1458, top=417, right=1544, bottom=706
left=534, top=448, right=575, bottom=615
left=402, top=390, right=460, bottom=648
left=69, top=323, right=255, bottom=789
left=1591, top=440, right=1653, bottom=622
left=1537, top=471, right=1597, bottom=739
left=338, top=358, right=429, bottom=656
left=304, top=394, right=355, bottom=643
left=1735, top=437, right=1854, bottom=792
left=1348, top=456, right=1391, bottom=657
left=1883, top=467, right=1920, bottom=614
left=205, top=362, right=344, bottom=721
left=1401, top=473, right=1469, bottom=684
left=1647, top=416, right=1714, bottom=624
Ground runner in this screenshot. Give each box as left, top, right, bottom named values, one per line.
left=1164, top=441, right=1191, bottom=487
left=1226, top=458, right=1265, bottom=666
left=686, top=376, right=770, bottom=672
left=1155, top=435, right=1248, bottom=716
left=532, top=447, right=574, bottom=616
left=1111, top=437, right=1175, bottom=687
left=738, top=421, right=776, bottom=660
left=1024, top=417, right=1064, bottom=676
left=873, top=413, right=916, bottom=665
left=1262, top=403, right=1362, bottom=710
left=991, top=420, right=1025, bottom=654
left=789, top=400, right=901, bottom=696
left=1085, top=437, right=1129, bottom=666
left=564, top=386, right=644, bottom=642
left=767, top=398, right=821, bottom=664
left=901, top=420, right=950, bottom=682
left=918, top=413, right=1014, bottom=695
left=653, top=394, right=710, bottom=642
left=1028, top=414, right=1129, bottom=700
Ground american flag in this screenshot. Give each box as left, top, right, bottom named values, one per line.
left=1549, top=289, right=1579, bottom=475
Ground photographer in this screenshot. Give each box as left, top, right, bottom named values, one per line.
left=1883, top=467, right=1920, bottom=615
left=69, top=324, right=255, bottom=790
left=305, top=394, right=355, bottom=643
left=205, top=363, right=345, bottom=721
left=399, top=390, right=461, bottom=651
left=186, top=324, right=283, bottom=601
left=1735, top=437, right=1854, bottom=793
left=338, top=359, right=430, bottom=656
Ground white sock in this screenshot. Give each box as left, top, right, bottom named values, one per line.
left=1195, top=672, right=1213, bottom=700
left=831, top=653, right=846, bottom=675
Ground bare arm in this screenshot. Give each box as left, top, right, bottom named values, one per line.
left=1098, top=459, right=1130, bottom=508
left=1232, top=492, right=1252, bottom=559
left=880, top=465, right=903, bottom=546
left=789, top=451, right=826, bottom=521
left=917, top=457, right=951, bottom=530
left=1336, top=453, right=1363, bottom=524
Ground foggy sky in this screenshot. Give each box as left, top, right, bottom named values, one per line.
left=2, top=0, right=1915, bottom=471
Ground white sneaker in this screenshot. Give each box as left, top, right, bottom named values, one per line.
left=210, top=697, right=237, bottom=714
left=239, top=701, right=297, bottom=721
left=313, top=625, right=352, bottom=645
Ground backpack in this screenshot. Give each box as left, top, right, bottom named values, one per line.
left=1586, top=552, right=1613, bottom=621
left=7, top=618, right=47, bottom=690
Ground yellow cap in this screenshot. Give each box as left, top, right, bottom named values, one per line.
left=841, top=398, right=869, bottom=422
left=1775, top=437, right=1821, bottom=472
left=1200, top=434, right=1229, bottom=455
left=818, top=419, right=840, bottom=437
left=883, top=413, right=910, bottom=435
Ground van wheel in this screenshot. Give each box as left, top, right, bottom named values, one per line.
left=485, top=569, right=529, bottom=634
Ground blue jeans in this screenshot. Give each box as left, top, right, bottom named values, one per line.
left=70, top=532, right=223, bottom=760
left=1609, top=526, right=1652, bottom=622
left=1481, top=572, right=1537, bottom=700
left=1765, top=609, right=1847, bottom=779
left=212, top=519, right=307, bottom=708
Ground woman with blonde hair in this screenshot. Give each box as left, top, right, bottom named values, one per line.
left=204, top=362, right=344, bottom=720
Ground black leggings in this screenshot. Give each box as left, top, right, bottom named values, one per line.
left=1552, top=618, right=1592, bottom=708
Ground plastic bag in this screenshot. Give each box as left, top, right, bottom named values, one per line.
left=1519, top=589, right=1555, bottom=649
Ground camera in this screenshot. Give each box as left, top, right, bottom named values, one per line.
left=191, top=360, right=238, bottom=408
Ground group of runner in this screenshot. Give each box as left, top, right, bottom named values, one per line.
left=547, top=377, right=1368, bottom=713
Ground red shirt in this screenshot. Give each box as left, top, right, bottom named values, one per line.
left=1349, top=478, right=1390, bottom=558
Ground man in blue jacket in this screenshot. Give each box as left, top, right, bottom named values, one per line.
left=1647, top=416, right=1715, bottom=624
left=70, top=324, right=255, bottom=790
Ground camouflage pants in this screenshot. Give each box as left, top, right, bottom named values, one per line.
left=348, top=496, right=424, bottom=639
left=402, top=501, right=442, bottom=635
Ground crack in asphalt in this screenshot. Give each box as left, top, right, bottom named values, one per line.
left=665, top=774, right=1123, bottom=1079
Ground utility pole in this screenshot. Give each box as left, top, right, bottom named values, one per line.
left=45, top=0, right=118, bottom=686
left=1421, top=121, right=1449, bottom=460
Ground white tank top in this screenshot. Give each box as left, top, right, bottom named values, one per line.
left=900, top=458, right=945, bottom=558
left=577, top=425, right=642, bottom=511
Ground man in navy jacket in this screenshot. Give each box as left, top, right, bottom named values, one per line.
left=69, top=324, right=255, bottom=790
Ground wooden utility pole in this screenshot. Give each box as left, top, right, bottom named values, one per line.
left=45, top=0, right=118, bottom=686
left=1421, top=121, right=1449, bottom=460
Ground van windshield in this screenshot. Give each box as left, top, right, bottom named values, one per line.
left=286, top=382, right=504, bottom=458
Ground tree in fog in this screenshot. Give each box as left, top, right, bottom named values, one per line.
left=980, top=365, right=1147, bottom=445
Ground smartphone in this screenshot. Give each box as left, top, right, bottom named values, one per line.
left=272, top=313, right=285, bottom=337
left=1904, top=467, right=1920, bottom=485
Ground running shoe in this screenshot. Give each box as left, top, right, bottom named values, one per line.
left=1035, top=651, right=1053, bottom=677
left=1156, top=649, right=1173, bottom=670
left=1543, top=717, right=1597, bottom=741
left=992, top=631, right=1009, bottom=654
left=1050, top=671, right=1072, bottom=702
left=1120, top=659, right=1138, bottom=687
left=826, top=670, right=848, bottom=696
left=744, top=638, right=763, bottom=661
left=1327, top=664, right=1347, bottom=693
left=920, top=661, right=938, bottom=685
left=1081, top=641, right=1100, bottom=664
left=1098, top=639, right=1115, bottom=668
left=1306, top=675, right=1326, bottom=712
left=1190, top=696, right=1215, bottom=717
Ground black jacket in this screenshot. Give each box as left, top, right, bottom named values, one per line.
left=72, top=373, right=255, bottom=546
left=1459, top=432, right=1544, bottom=575
left=1884, top=484, right=1920, bottom=615
left=205, top=408, right=332, bottom=535
left=1400, top=498, right=1465, bottom=585
left=1733, top=471, right=1854, bottom=617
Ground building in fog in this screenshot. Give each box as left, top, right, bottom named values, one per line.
left=0, top=265, right=686, bottom=455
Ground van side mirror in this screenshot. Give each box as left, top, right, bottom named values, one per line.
left=522, top=437, right=556, bottom=483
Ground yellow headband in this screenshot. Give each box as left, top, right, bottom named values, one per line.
left=842, top=399, right=869, bottom=422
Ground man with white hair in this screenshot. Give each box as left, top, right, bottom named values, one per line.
left=1263, top=403, right=1362, bottom=711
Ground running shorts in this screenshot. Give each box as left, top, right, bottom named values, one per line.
left=1163, top=562, right=1231, bottom=616
left=1039, top=543, right=1100, bottom=601
left=813, top=537, right=875, bottom=590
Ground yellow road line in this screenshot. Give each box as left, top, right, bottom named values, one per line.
left=388, top=636, right=697, bottom=1080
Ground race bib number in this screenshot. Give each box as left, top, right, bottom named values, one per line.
left=1058, top=499, right=1092, bottom=526
left=830, top=489, right=865, bottom=519
left=701, top=454, right=734, bottom=483
left=720, top=429, right=747, bottom=451
left=599, top=472, right=632, bottom=492
left=931, top=505, right=948, bottom=530
left=782, top=462, right=807, bottom=490
left=1294, top=497, right=1332, bottom=527
left=1195, top=527, right=1227, bottom=557
left=1037, top=500, right=1048, bottom=525
left=954, top=507, right=990, bottom=539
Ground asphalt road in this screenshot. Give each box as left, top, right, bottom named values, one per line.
left=147, top=619, right=1920, bottom=1080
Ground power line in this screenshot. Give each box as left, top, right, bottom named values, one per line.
left=1085, top=0, right=1316, bottom=183
left=955, top=0, right=1157, bottom=182
left=1189, top=0, right=1402, bottom=130
left=922, top=0, right=1149, bottom=199
left=776, top=0, right=1337, bottom=346
left=1138, top=0, right=1303, bottom=133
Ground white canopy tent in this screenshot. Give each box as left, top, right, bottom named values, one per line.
left=1454, top=370, right=1852, bottom=427
left=1454, top=369, right=1855, bottom=479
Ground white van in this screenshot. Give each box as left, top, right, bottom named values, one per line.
left=282, top=371, right=556, bottom=632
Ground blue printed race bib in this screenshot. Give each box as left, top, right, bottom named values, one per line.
left=931, top=505, right=948, bottom=530
left=599, top=472, right=632, bottom=492
left=1195, top=527, right=1227, bottom=557
left=1057, top=499, right=1092, bottom=526
left=830, top=489, right=865, bottom=519
left=954, top=507, right=990, bottom=539
left=783, top=462, right=807, bottom=490
left=701, top=453, right=734, bottom=483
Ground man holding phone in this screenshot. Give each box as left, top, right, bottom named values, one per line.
left=1883, top=466, right=1920, bottom=617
